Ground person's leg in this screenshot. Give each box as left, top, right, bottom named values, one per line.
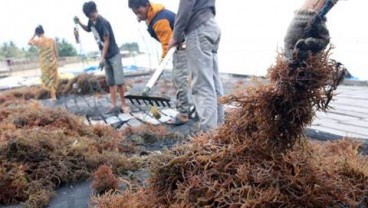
left=104, top=59, right=117, bottom=109
left=186, top=18, right=221, bottom=131
left=212, top=30, right=224, bottom=125
left=117, top=84, right=130, bottom=113
left=166, top=49, right=190, bottom=125
left=51, top=68, right=59, bottom=100
left=171, top=48, right=190, bottom=122
left=50, top=87, right=57, bottom=100
left=108, top=53, right=130, bottom=113
left=110, top=86, right=117, bottom=108
left=42, top=65, right=58, bottom=100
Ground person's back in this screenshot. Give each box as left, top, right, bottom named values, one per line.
left=146, top=4, right=175, bottom=56
left=28, top=25, right=59, bottom=100
left=173, top=0, right=216, bottom=42
left=145, top=4, right=175, bottom=39
left=36, top=36, right=57, bottom=61
left=129, top=1, right=175, bottom=58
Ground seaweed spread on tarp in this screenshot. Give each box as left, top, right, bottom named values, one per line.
left=93, top=50, right=368, bottom=208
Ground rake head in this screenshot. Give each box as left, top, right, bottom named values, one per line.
left=125, top=94, right=171, bottom=108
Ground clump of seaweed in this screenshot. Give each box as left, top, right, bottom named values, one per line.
left=90, top=189, right=152, bottom=208
left=93, top=50, right=367, bottom=208
left=92, top=165, right=119, bottom=194
left=2, top=86, right=51, bottom=101
left=60, top=74, right=109, bottom=95
left=220, top=49, right=343, bottom=152
left=122, top=124, right=185, bottom=144
left=1, top=74, right=109, bottom=102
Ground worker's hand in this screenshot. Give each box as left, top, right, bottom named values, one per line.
left=294, top=37, right=328, bottom=62
left=305, top=37, right=329, bottom=53
left=293, top=39, right=309, bottom=61
left=73, top=16, right=80, bottom=24
left=177, top=42, right=186, bottom=50
left=98, top=58, right=105, bottom=71
left=295, top=39, right=307, bottom=51
left=168, top=37, right=178, bottom=49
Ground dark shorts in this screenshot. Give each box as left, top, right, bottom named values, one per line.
left=105, top=53, right=124, bottom=86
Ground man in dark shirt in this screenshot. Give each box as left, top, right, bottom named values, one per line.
left=74, top=1, right=130, bottom=114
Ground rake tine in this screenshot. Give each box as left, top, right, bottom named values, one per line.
left=129, top=98, right=135, bottom=105
left=81, top=96, right=91, bottom=108
left=136, top=99, right=142, bottom=105
left=98, top=110, right=108, bottom=124
left=113, top=120, right=130, bottom=129
left=155, top=100, right=161, bottom=107
left=64, top=96, right=69, bottom=110
left=85, top=114, right=92, bottom=125
left=143, top=99, right=148, bottom=106
left=111, top=114, right=129, bottom=129
left=148, top=99, right=154, bottom=106
left=73, top=95, right=80, bottom=109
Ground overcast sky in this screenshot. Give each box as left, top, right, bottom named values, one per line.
left=1, top=0, right=367, bottom=80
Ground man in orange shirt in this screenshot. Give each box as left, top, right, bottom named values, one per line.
left=129, top=0, right=191, bottom=125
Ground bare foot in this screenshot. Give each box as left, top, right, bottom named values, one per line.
left=121, top=105, right=131, bottom=114
left=166, top=113, right=189, bottom=126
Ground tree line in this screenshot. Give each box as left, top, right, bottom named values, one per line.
left=0, top=38, right=78, bottom=59
left=0, top=40, right=141, bottom=60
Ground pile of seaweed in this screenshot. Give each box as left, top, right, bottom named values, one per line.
left=1, top=74, right=109, bottom=101
left=0, top=99, right=138, bottom=207
left=93, top=51, right=368, bottom=207
left=122, top=124, right=186, bottom=146
left=59, top=74, right=109, bottom=95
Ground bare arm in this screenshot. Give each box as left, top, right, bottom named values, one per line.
left=331, top=0, right=339, bottom=4
left=101, top=35, right=110, bottom=59
left=28, top=34, right=37, bottom=45
left=153, top=19, right=172, bottom=58
left=78, top=21, right=90, bottom=32
left=74, top=17, right=91, bottom=32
